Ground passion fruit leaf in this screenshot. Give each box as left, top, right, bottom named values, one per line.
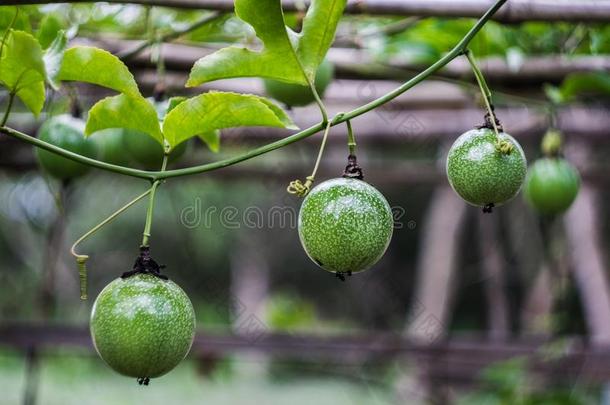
left=163, top=91, right=297, bottom=147
left=58, top=46, right=140, bottom=96
left=43, top=30, right=67, bottom=90
left=198, top=129, right=220, bottom=153
left=293, top=0, right=346, bottom=81
left=187, top=0, right=303, bottom=86
left=0, top=29, right=46, bottom=116
left=37, top=12, right=66, bottom=49
left=187, top=0, right=345, bottom=86
left=86, top=94, right=164, bottom=145
left=0, top=7, right=31, bottom=34
left=166, top=96, right=187, bottom=115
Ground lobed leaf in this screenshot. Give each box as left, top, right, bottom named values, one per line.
left=187, top=0, right=346, bottom=86
left=85, top=94, right=164, bottom=144
left=0, top=29, right=47, bottom=116
left=187, top=0, right=305, bottom=87
left=163, top=91, right=297, bottom=148
left=294, top=0, right=346, bottom=81
left=58, top=46, right=140, bottom=96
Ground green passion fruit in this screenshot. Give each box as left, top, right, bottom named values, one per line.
left=263, top=59, right=334, bottom=107
left=122, top=129, right=188, bottom=170
left=524, top=157, right=580, bottom=216
left=92, top=128, right=130, bottom=166
left=90, top=274, right=195, bottom=383
left=36, top=115, right=98, bottom=180
left=446, top=128, right=527, bottom=210
left=298, top=178, right=394, bottom=276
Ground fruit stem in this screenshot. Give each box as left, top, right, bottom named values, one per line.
left=286, top=120, right=332, bottom=197
left=70, top=189, right=152, bottom=299
left=141, top=154, right=169, bottom=246
left=346, top=119, right=356, bottom=155
left=464, top=49, right=501, bottom=137
left=0, top=92, right=15, bottom=127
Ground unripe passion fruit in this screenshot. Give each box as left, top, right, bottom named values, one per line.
left=90, top=274, right=195, bottom=382
left=524, top=157, right=580, bottom=216
left=122, top=129, right=188, bottom=170
left=298, top=178, right=393, bottom=274
left=92, top=128, right=131, bottom=166
left=263, top=59, right=334, bottom=107
left=36, top=115, right=98, bottom=180
left=446, top=128, right=527, bottom=209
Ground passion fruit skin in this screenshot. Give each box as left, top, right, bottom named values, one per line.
left=90, top=274, right=196, bottom=380
left=446, top=128, right=527, bottom=208
left=36, top=115, right=98, bottom=180
left=298, top=178, right=394, bottom=274
left=263, top=59, right=334, bottom=107
left=524, top=157, right=580, bottom=216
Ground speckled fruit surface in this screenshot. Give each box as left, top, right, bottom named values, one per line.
left=524, top=157, right=580, bottom=215
left=90, top=274, right=195, bottom=380
left=298, top=178, right=393, bottom=274
left=263, top=59, right=334, bottom=107
left=446, top=128, right=527, bottom=207
left=36, top=115, right=98, bottom=180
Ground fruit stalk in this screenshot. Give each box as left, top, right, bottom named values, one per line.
left=465, top=50, right=499, bottom=134
left=141, top=154, right=169, bottom=246
left=346, top=120, right=356, bottom=155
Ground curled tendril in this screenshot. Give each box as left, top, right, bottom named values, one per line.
left=76, top=255, right=89, bottom=300
left=495, top=139, right=514, bottom=155
left=287, top=176, right=315, bottom=197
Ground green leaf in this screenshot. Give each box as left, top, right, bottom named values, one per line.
left=293, top=0, right=346, bottom=81
left=163, top=91, right=297, bottom=147
left=85, top=94, right=164, bottom=144
left=58, top=46, right=140, bottom=96
left=198, top=130, right=221, bottom=153
left=555, top=72, right=610, bottom=103
left=0, top=29, right=46, bottom=115
left=0, top=7, right=31, bottom=33
left=43, top=30, right=67, bottom=90
left=167, top=96, right=187, bottom=114
left=37, top=12, right=66, bottom=49
left=187, top=0, right=345, bottom=86
left=188, top=0, right=308, bottom=87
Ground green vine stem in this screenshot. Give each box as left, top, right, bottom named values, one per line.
left=70, top=188, right=152, bottom=299
left=0, top=0, right=508, bottom=182
left=141, top=154, right=169, bottom=246
left=287, top=119, right=333, bottom=197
